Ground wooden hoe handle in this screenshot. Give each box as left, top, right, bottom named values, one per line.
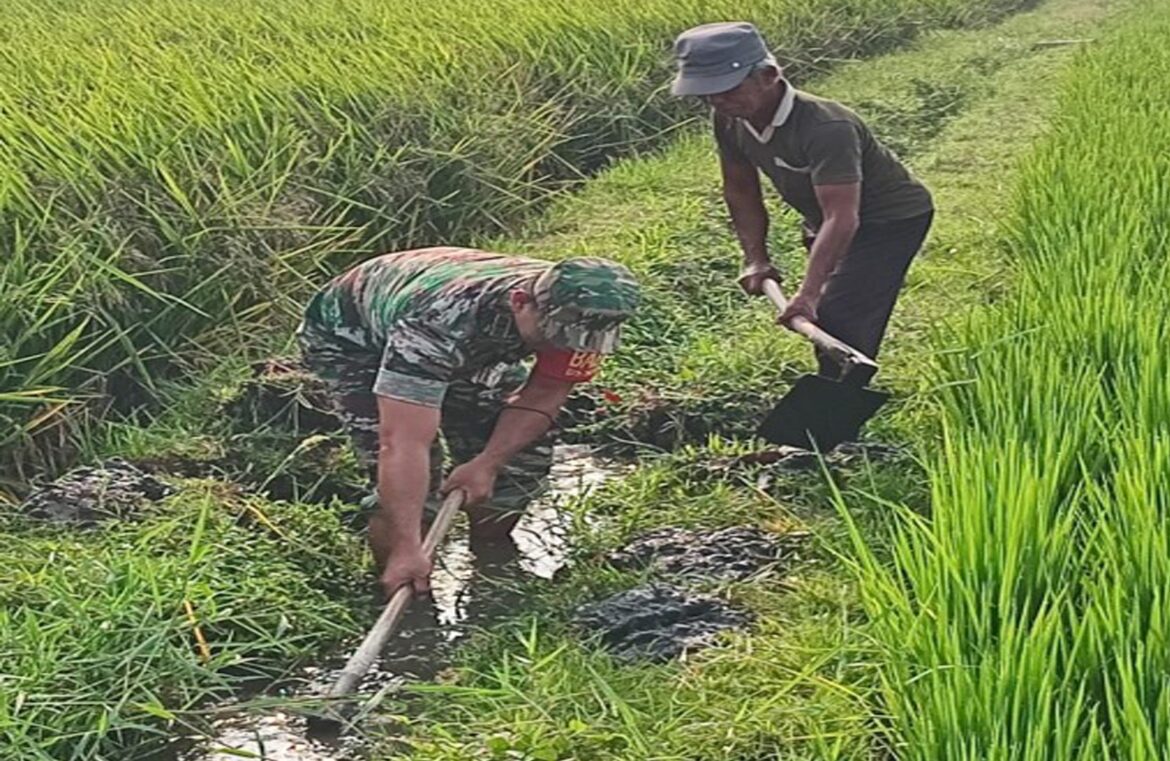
left=324, top=489, right=465, bottom=699
left=761, top=279, right=879, bottom=385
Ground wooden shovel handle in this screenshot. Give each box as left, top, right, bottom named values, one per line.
left=324, top=489, right=465, bottom=699
left=761, top=279, right=879, bottom=385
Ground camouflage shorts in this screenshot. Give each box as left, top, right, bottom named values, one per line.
left=296, top=321, right=552, bottom=517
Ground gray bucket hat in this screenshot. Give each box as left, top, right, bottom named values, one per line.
left=671, top=22, right=770, bottom=97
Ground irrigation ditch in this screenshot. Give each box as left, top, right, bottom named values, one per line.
left=0, top=0, right=1145, bottom=757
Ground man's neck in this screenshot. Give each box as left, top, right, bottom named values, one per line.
left=746, top=80, right=788, bottom=132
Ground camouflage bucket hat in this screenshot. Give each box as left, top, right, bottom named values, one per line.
left=532, top=258, right=640, bottom=354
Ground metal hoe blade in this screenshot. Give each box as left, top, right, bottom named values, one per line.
left=756, top=374, right=889, bottom=450
left=754, top=280, right=892, bottom=450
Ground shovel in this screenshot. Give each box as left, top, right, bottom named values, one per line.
left=306, top=488, right=466, bottom=737
left=755, top=279, right=889, bottom=450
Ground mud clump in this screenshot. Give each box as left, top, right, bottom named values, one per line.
left=608, top=526, right=808, bottom=583
left=618, top=393, right=765, bottom=451
left=223, top=357, right=339, bottom=435
left=572, top=526, right=802, bottom=662
left=18, top=458, right=175, bottom=526
left=572, top=584, right=751, bottom=663
left=560, top=388, right=771, bottom=451
left=200, top=357, right=368, bottom=505
left=128, top=442, right=366, bottom=508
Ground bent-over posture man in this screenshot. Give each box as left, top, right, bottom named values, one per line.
left=296, top=248, right=639, bottom=596
left=672, top=22, right=933, bottom=377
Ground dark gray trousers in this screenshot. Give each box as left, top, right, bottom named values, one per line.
left=805, top=210, right=934, bottom=378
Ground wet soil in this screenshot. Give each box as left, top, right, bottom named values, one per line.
left=223, top=357, right=340, bottom=436
left=562, top=390, right=772, bottom=451
left=607, top=525, right=809, bottom=583
left=130, top=436, right=367, bottom=508
left=571, top=524, right=809, bottom=663
left=572, top=584, right=752, bottom=663
left=16, top=457, right=175, bottom=525
left=686, top=441, right=907, bottom=488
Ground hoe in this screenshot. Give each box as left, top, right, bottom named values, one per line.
left=756, top=279, right=889, bottom=450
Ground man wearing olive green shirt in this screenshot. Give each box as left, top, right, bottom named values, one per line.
left=671, top=22, right=934, bottom=378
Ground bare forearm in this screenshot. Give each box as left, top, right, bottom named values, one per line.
left=478, top=380, right=570, bottom=468
left=726, top=190, right=771, bottom=265
left=372, top=443, right=431, bottom=554
left=801, top=216, right=858, bottom=296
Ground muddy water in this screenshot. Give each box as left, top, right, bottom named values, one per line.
left=178, top=708, right=365, bottom=761
left=178, top=444, right=626, bottom=761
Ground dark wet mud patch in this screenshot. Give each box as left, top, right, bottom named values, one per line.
left=569, top=521, right=814, bottom=662
left=560, top=389, right=773, bottom=451
left=562, top=379, right=909, bottom=463
left=607, top=525, right=810, bottom=583
left=572, top=584, right=752, bottom=663
left=16, top=457, right=175, bottom=525
left=566, top=525, right=807, bottom=663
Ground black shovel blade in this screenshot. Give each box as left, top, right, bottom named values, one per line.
left=756, top=374, right=890, bottom=450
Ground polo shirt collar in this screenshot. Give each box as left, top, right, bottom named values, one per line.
left=741, top=80, right=795, bottom=144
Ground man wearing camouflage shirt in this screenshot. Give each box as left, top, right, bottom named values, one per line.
left=296, top=247, right=640, bottom=597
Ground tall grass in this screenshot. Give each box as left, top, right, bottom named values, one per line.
left=852, top=6, right=1170, bottom=757
left=0, top=484, right=367, bottom=760
left=0, top=0, right=1034, bottom=483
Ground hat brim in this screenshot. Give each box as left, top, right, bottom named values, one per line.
left=671, top=67, right=752, bottom=97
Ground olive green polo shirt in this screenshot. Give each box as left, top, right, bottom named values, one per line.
left=714, top=84, right=933, bottom=229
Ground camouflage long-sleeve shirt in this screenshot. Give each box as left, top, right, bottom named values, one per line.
left=299, top=247, right=596, bottom=407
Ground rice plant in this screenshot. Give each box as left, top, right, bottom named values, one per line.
left=851, top=6, right=1170, bottom=756
left=0, top=0, right=1033, bottom=479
